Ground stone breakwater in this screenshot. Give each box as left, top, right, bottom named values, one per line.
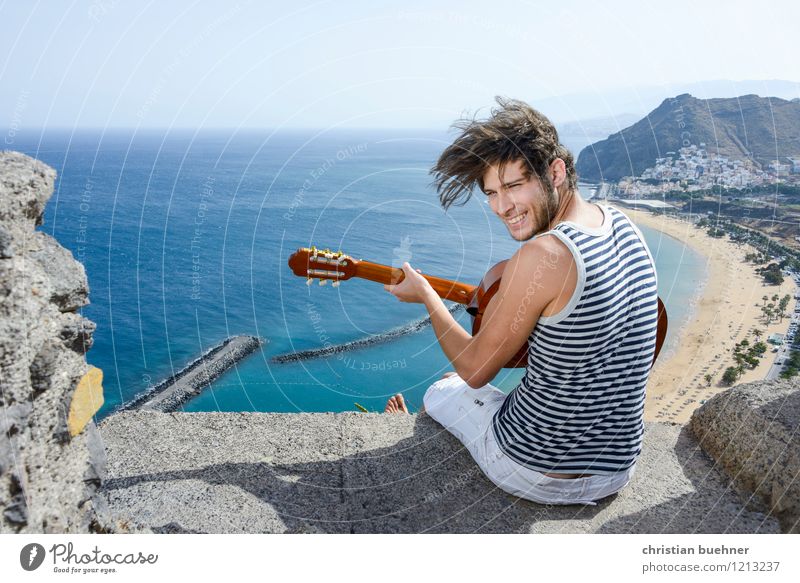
left=271, top=303, right=465, bottom=363
left=117, top=335, right=264, bottom=413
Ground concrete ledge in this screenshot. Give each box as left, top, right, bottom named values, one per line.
left=97, top=412, right=780, bottom=533
left=690, top=377, right=800, bottom=533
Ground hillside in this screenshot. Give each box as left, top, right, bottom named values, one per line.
left=575, top=94, right=800, bottom=182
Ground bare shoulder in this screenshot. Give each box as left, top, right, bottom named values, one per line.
left=507, top=233, right=575, bottom=278
left=501, top=234, right=578, bottom=319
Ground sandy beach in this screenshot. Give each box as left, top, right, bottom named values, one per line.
left=613, top=205, right=798, bottom=424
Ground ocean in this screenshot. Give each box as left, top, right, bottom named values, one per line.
left=11, top=129, right=705, bottom=420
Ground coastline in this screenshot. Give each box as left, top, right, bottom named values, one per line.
left=612, top=205, right=798, bottom=423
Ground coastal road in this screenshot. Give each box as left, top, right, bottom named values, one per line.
left=765, top=343, right=796, bottom=380
left=765, top=353, right=785, bottom=380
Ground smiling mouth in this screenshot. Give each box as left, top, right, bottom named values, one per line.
left=506, top=210, right=528, bottom=226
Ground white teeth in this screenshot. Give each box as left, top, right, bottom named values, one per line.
left=507, top=211, right=527, bottom=225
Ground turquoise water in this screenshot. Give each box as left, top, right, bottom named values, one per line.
left=15, top=129, right=705, bottom=419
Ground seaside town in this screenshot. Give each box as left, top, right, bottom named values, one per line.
left=612, top=144, right=800, bottom=196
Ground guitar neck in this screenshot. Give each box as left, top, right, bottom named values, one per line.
left=355, top=260, right=475, bottom=304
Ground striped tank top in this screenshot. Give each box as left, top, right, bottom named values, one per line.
left=491, top=203, right=659, bottom=475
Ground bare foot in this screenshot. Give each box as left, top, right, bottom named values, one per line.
left=384, top=393, right=409, bottom=414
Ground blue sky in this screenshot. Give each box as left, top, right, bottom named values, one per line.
left=1, top=0, right=798, bottom=130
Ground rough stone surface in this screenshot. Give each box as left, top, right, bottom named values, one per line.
left=58, top=312, right=96, bottom=355
left=97, top=411, right=781, bottom=534
left=0, top=151, right=55, bottom=228
left=690, top=377, right=800, bottom=533
left=29, top=231, right=89, bottom=312
left=0, top=151, right=126, bottom=533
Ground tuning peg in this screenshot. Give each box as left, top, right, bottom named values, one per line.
left=319, top=279, right=328, bottom=286
left=332, top=280, right=340, bottom=287
left=306, top=278, right=313, bottom=286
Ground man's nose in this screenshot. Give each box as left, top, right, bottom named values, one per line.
left=494, top=190, right=515, bottom=216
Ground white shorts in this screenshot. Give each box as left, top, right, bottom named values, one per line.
left=422, top=374, right=636, bottom=506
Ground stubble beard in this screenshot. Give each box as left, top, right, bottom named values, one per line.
left=511, top=189, right=560, bottom=241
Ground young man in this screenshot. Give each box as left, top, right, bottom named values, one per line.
left=383, top=97, right=659, bottom=506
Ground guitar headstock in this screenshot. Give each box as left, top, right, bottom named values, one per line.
left=287, top=246, right=358, bottom=287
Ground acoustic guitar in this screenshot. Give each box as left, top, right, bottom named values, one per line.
left=288, top=246, right=668, bottom=369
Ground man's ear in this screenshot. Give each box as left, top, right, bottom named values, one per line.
left=550, top=158, right=566, bottom=189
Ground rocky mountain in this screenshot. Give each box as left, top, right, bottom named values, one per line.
left=575, top=94, right=800, bottom=182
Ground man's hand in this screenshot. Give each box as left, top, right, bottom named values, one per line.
left=384, top=262, right=434, bottom=304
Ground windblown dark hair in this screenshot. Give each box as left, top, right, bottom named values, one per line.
left=430, top=96, right=578, bottom=210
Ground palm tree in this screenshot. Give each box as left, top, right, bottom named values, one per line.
left=722, top=366, right=740, bottom=385
left=704, top=373, right=713, bottom=387
left=753, top=328, right=763, bottom=340
left=763, top=295, right=769, bottom=306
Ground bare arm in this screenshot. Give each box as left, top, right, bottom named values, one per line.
left=421, top=288, right=473, bottom=379
left=385, top=237, right=574, bottom=388
left=457, top=239, right=569, bottom=388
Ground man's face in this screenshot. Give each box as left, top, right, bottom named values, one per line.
left=481, top=159, right=559, bottom=241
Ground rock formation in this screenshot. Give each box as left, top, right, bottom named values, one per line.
left=0, top=151, right=118, bottom=533
left=690, top=377, right=800, bottom=533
